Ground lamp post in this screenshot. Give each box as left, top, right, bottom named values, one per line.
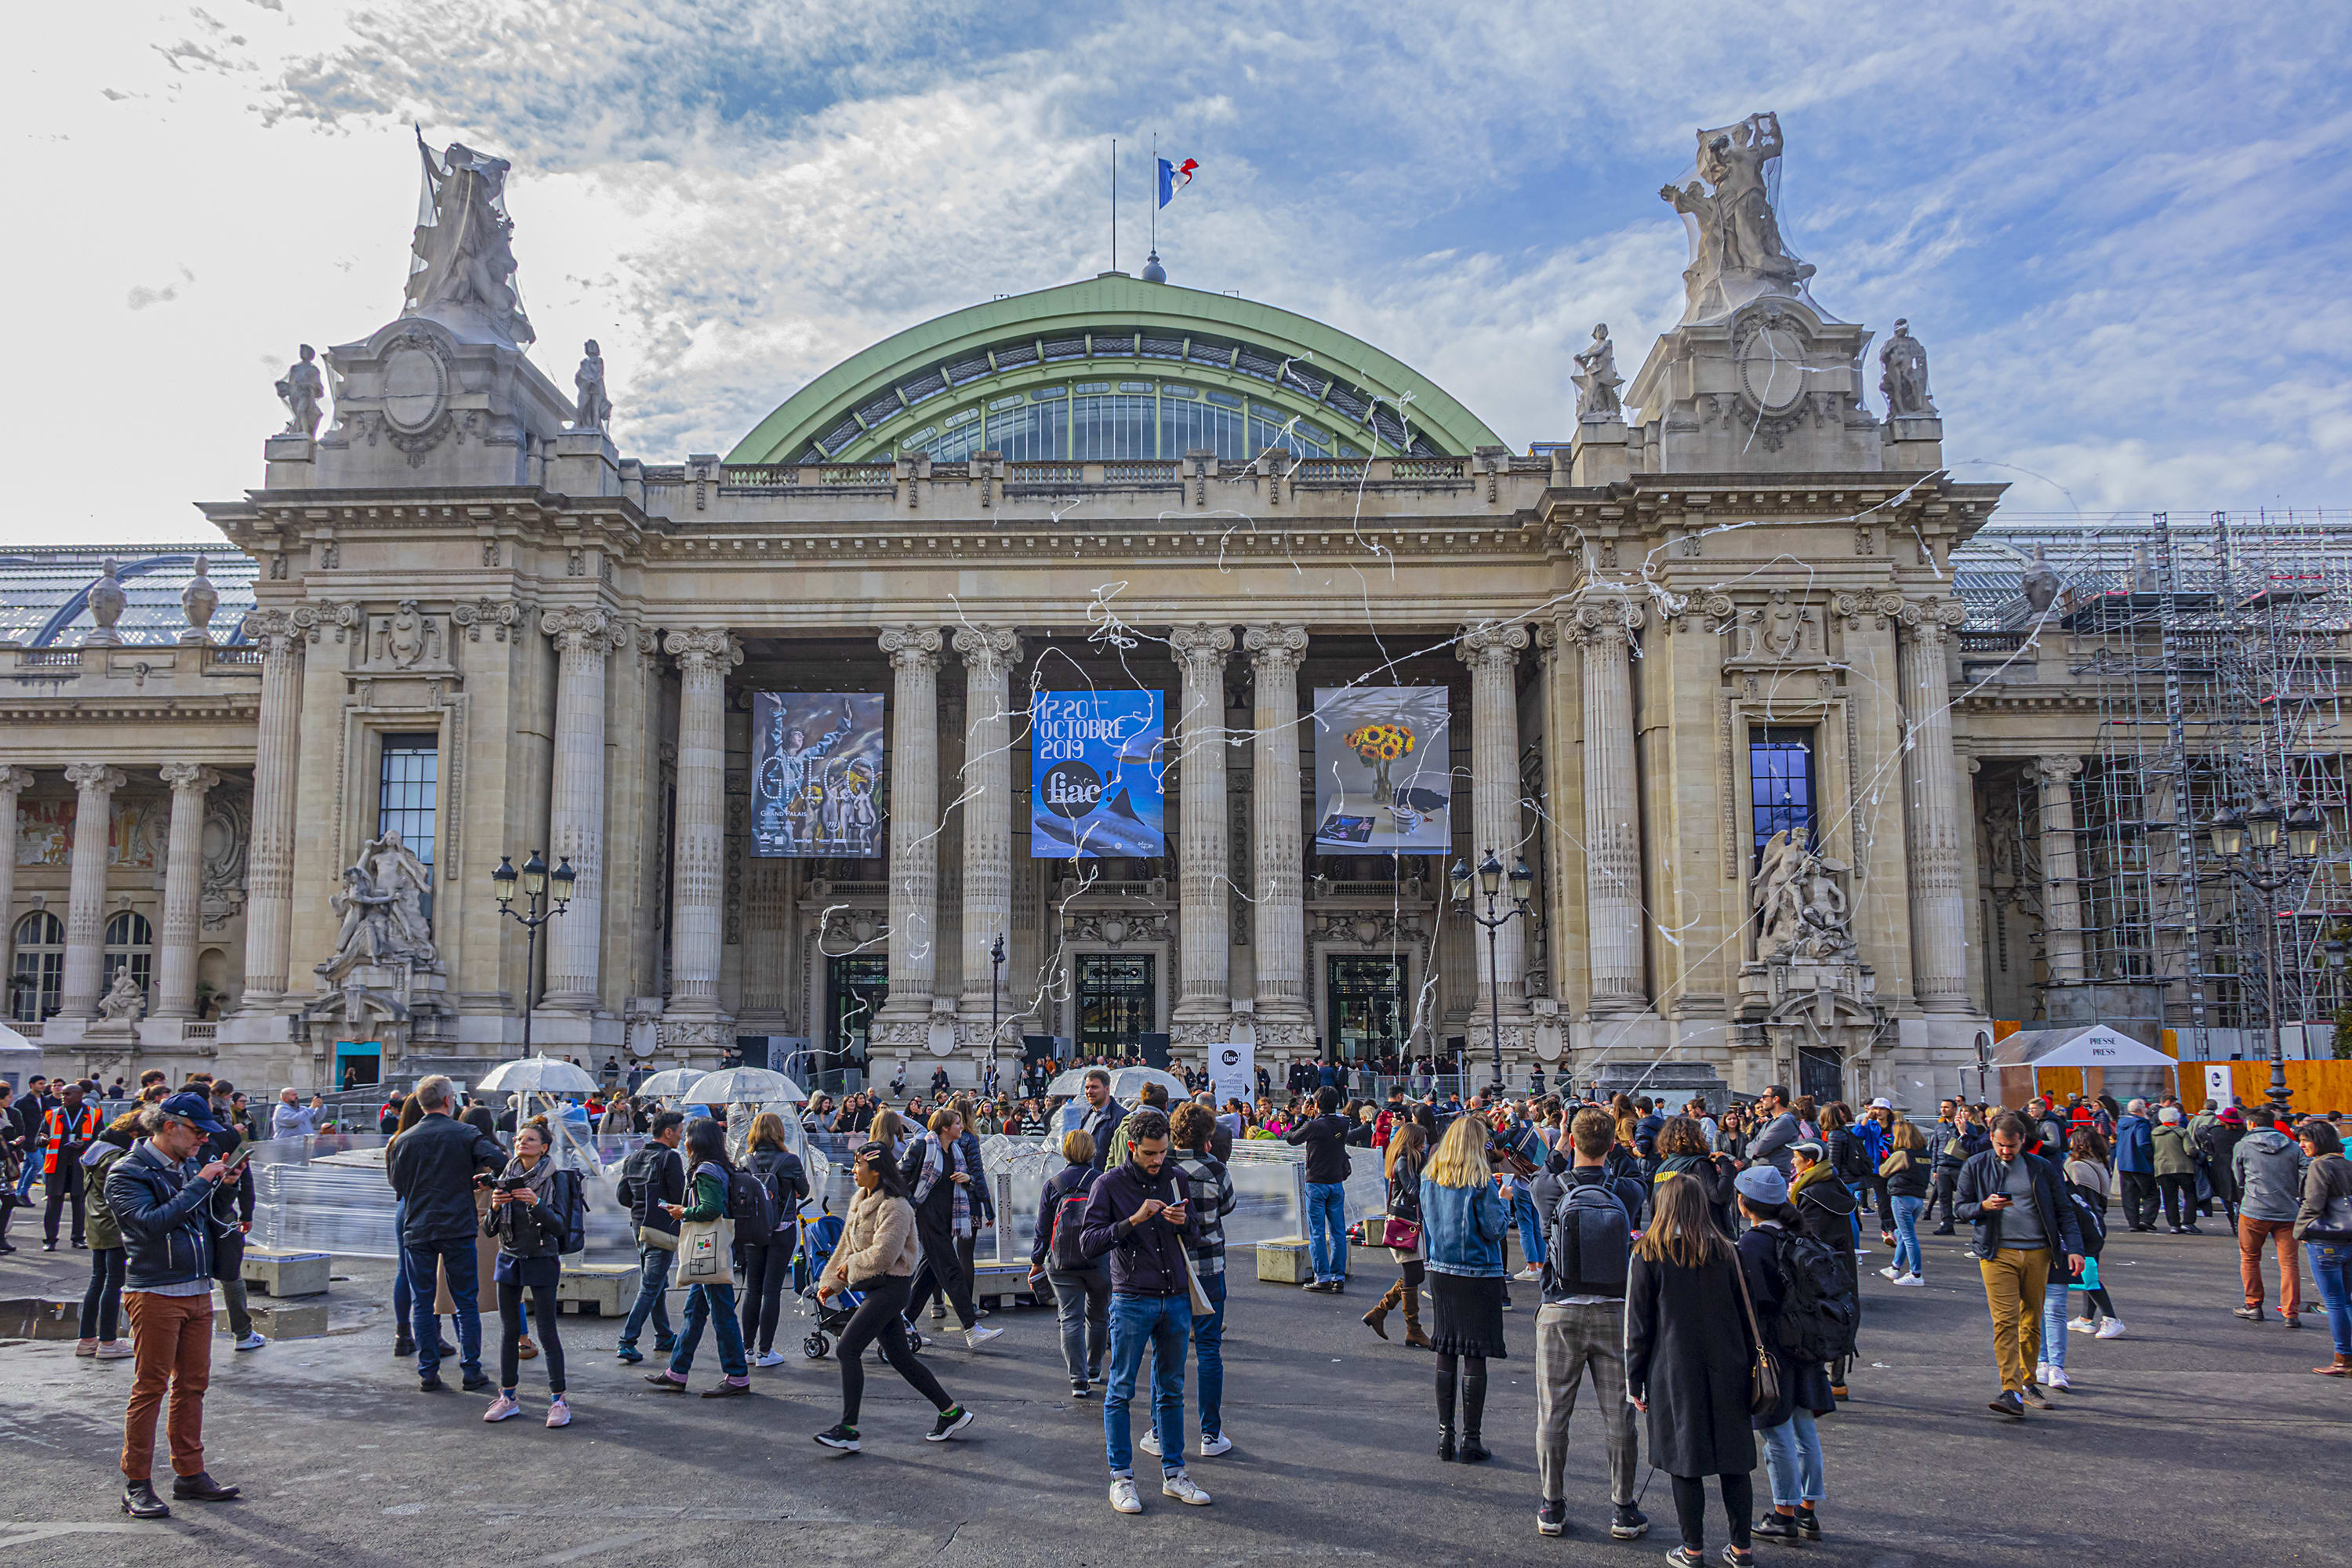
left=989, top=933, right=1006, bottom=1090
left=1451, top=850, right=1534, bottom=1095
left=492, top=849, right=574, bottom=1059
left=2205, top=797, right=2324, bottom=1115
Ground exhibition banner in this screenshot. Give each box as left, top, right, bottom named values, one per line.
left=1030, top=689, right=1166, bottom=858
left=1312, top=685, right=1452, bottom=853
left=1210, top=1041, right=1256, bottom=1110
left=752, top=691, right=886, bottom=857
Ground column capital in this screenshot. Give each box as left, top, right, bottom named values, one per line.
left=542, top=604, right=616, bottom=656
left=1169, top=623, right=1235, bottom=674
left=880, top=625, right=943, bottom=672
left=0, top=764, right=33, bottom=796
left=2034, top=753, right=2084, bottom=786
left=952, top=623, right=1022, bottom=678
left=1897, top=596, right=1965, bottom=643
left=64, top=763, right=125, bottom=797
left=664, top=626, right=743, bottom=674
left=1243, top=622, right=1308, bottom=671
left=1455, top=619, right=1529, bottom=668
left=238, top=607, right=306, bottom=659
left=1569, top=597, right=1643, bottom=646
left=158, top=762, right=221, bottom=796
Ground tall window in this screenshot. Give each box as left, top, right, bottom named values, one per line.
left=379, top=733, right=439, bottom=916
left=1161, top=395, right=1247, bottom=460
left=1750, top=726, right=1817, bottom=860
left=1070, top=394, right=1156, bottom=459
left=990, top=399, right=1067, bottom=460
left=102, top=912, right=153, bottom=998
left=10, top=910, right=63, bottom=1021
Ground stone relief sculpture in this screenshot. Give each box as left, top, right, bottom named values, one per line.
left=374, top=601, right=440, bottom=668
left=1752, top=829, right=1857, bottom=963
left=1572, top=324, right=1623, bottom=421
left=368, top=829, right=438, bottom=966
left=318, top=862, right=397, bottom=979
left=1878, top=319, right=1936, bottom=417
left=573, top=339, right=612, bottom=432
left=275, top=345, right=326, bottom=437
left=315, top=828, right=439, bottom=982
left=402, top=131, right=534, bottom=347
left=1661, top=111, right=1815, bottom=323
left=97, top=969, right=147, bottom=1022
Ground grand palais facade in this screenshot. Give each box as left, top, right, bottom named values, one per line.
left=5, top=120, right=2346, bottom=1106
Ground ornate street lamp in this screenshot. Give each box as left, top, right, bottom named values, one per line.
left=2206, top=798, right=2326, bottom=1116
left=494, top=850, right=572, bottom=1058
left=1453, top=849, right=1534, bottom=1095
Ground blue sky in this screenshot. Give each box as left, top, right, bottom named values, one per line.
left=9, top=1, right=2350, bottom=543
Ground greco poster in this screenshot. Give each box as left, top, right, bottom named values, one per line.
left=1029, top=689, right=1166, bottom=858
left=1312, top=685, right=1453, bottom=853
left=751, top=691, right=886, bottom=857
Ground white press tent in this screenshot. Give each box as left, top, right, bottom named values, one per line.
left=1966, top=1022, right=2178, bottom=1107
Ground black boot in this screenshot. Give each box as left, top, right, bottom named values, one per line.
left=1457, top=1431, right=1490, bottom=1463
left=394, top=1332, right=416, bottom=1359
left=121, top=1481, right=171, bottom=1519
left=1437, top=1425, right=1457, bottom=1461
left=172, top=1472, right=241, bottom=1503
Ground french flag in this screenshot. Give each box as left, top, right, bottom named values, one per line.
left=1156, top=156, right=1198, bottom=209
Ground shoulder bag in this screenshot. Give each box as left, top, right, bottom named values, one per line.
left=672, top=1162, right=735, bottom=1289
left=1729, top=1252, right=1783, bottom=1417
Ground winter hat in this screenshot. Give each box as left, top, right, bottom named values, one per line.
left=1734, top=1166, right=1789, bottom=1206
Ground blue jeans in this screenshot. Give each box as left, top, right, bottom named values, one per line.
left=1104, top=1291, right=1189, bottom=1478
left=2039, top=1279, right=2071, bottom=1370
left=1184, top=1272, right=1225, bottom=1442
left=1889, top=1195, right=1925, bottom=1277
left=1513, top=1189, right=1548, bottom=1267
left=12, top=1156, right=38, bottom=1203
left=619, top=1243, right=674, bottom=1349
left=1305, top=1181, right=1348, bottom=1284
left=1758, top=1408, right=1824, bottom=1506
left=404, top=1234, right=481, bottom=1379
left=2307, top=1242, right=2352, bottom=1356
left=670, top=1282, right=747, bottom=1381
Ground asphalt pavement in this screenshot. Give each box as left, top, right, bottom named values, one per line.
left=1, top=1216, right=2343, bottom=1566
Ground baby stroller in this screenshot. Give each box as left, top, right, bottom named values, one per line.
left=793, top=1202, right=927, bottom=1361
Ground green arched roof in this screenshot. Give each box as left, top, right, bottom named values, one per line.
left=728, top=272, right=1505, bottom=465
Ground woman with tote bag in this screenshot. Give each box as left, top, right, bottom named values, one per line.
left=644, top=1118, right=750, bottom=1398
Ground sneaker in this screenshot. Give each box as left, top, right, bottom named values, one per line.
left=1070, top=1379, right=1094, bottom=1399
left=2044, top=1366, right=2071, bottom=1391
left=2067, top=1316, right=2097, bottom=1334
left=94, top=1340, right=135, bottom=1360
left=76, top=1338, right=97, bottom=1357
left=1138, top=1432, right=1162, bottom=1457
left=1878, top=1265, right=1901, bottom=1281
left=545, top=1396, right=571, bottom=1428
left=965, top=1325, right=1004, bottom=1350
left=1200, top=1432, right=1232, bottom=1457
left=652, top=1334, right=677, bottom=1354
left=483, top=1393, right=523, bottom=1422
left=754, top=1349, right=787, bottom=1368
left=1668, top=1548, right=1707, bottom=1568
left=2033, top=1362, right=2052, bottom=1386
left=615, top=1346, right=644, bottom=1364
left=813, top=1423, right=861, bottom=1452
left=2095, top=1316, right=2128, bottom=1339
left=234, top=1332, right=267, bottom=1352
left=1721, top=1545, right=1755, bottom=1568
left=1987, top=1389, right=2024, bottom=1418
left=1611, top=1504, right=1650, bottom=1540
left=1109, top=1476, right=1143, bottom=1514
left=2020, top=1384, right=2055, bottom=1410
left=1514, top=1265, right=1542, bottom=1282
left=1537, top=1498, right=1567, bottom=1537
left=927, top=1405, right=975, bottom=1442
left=1895, top=1273, right=1925, bottom=1287
left=1160, top=1472, right=1212, bottom=1506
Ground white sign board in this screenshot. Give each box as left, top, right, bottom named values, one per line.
left=1210, top=1041, right=1256, bottom=1110
left=2204, top=1064, right=2233, bottom=1105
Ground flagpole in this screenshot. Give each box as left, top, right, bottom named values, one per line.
left=1150, top=133, right=1158, bottom=253
left=1111, top=137, right=1117, bottom=273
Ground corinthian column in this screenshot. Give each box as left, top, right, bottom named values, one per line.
left=1900, top=601, right=1970, bottom=1012
left=152, top=764, right=220, bottom=1020
left=2036, top=754, right=2086, bottom=989
left=1171, top=625, right=1235, bottom=1039
left=1244, top=624, right=1309, bottom=1035
left=57, top=763, right=126, bottom=1021
left=542, top=608, right=614, bottom=1014
left=876, top=626, right=943, bottom=1041
left=954, top=626, right=1022, bottom=1042
left=239, top=608, right=304, bottom=1007
left=1458, top=621, right=1531, bottom=1015
left=0, top=767, right=31, bottom=982
left=1573, top=597, right=1646, bottom=1015
left=664, top=627, right=741, bottom=1025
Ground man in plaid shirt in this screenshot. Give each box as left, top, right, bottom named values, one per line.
left=1142, top=1102, right=1239, bottom=1463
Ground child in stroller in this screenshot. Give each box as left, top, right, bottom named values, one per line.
left=795, top=1204, right=927, bottom=1361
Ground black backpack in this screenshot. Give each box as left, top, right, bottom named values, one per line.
left=695, top=1160, right=777, bottom=1247
left=1545, top=1178, right=1634, bottom=1292
left=1769, top=1228, right=1860, bottom=1363
left=1049, top=1170, right=1098, bottom=1272
left=548, top=1167, right=588, bottom=1255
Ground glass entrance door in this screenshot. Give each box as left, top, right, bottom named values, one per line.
left=827, top=956, right=889, bottom=1073
left=1076, top=953, right=1156, bottom=1056
left=1327, top=955, right=1407, bottom=1061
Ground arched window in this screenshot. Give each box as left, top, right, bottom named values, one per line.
left=103, top=911, right=154, bottom=1000
left=10, top=910, right=64, bottom=1021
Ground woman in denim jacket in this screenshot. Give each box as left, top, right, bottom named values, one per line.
left=1419, top=1112, right=1508, bottom=1463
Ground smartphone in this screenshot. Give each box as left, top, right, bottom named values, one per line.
left=220, top=1143, right=255, bottom=1173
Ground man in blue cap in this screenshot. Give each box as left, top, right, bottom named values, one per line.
left=103, top=1091, right=244, bottom=1519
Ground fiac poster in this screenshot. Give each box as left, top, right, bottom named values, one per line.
left=1029, top=690, right=1166, bottom=858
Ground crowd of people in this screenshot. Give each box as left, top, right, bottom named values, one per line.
left=9, top=1055, right=2349, bottom=1537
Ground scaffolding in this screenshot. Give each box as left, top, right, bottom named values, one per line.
left=1956, top=511, right=2352, bottom=1049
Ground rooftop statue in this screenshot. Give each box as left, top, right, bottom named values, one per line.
left=1661, top=111, right=1817, bottom=324
left=402, top=131, right=535, bottom=347
left=573, top=339, right=612, bottom=432
left=275, top=345, right=325, bottom=437
left=1879, top=319, right=1937, bottom=418
left=1572, top=324, right=1623, bottom=421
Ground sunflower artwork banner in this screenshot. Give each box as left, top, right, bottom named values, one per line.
left=1311, top=686, right=1452, bottom=853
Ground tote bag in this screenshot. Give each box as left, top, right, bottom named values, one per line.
left=674, top=1214, right=736, bottom=1290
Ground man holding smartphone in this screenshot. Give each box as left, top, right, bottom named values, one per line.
left=1077, top=1108, right=1209, bottom=1515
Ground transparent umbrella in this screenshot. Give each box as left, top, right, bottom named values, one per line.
left=630, top=1068, right=701, bottom=1102
left=474, top=1058, right=599, bottom=1094
left=684, top=1067, right=807, bottom=1105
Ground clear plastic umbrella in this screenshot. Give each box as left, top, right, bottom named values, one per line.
left=684, top=1067, right=807, bottom=1105
left=632, top=1068, right=702, bottom=1102
left=474, top=1058, right=599, bottom=1094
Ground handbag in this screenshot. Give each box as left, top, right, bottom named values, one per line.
left=1380, top=1216, right=1423, bottom=1250
left=1729, top=1253, right=1784, bottom=1417
left=673, top=1214, right=736, bottom=1289
left=1181, top=1247, right=1216, bottom=1318
left=637, top=1223, right=679, bottom=1253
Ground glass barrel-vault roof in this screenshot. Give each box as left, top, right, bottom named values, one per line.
left=0, top=546, right=258, bottom=648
